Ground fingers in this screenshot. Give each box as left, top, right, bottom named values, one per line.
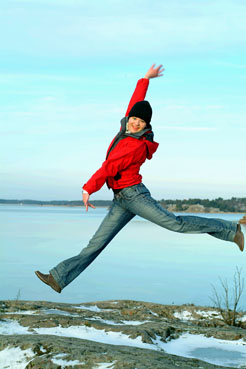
left=155, top=65, right=165, bottom=75
left=148, top=64, right=165, bottom=78
left=82, top=192, right=95, bottom=211
left=84, top=203, right=96, bottom=211
left=83, top=199, right=96, bottom=211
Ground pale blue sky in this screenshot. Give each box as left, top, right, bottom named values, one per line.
left=1, top=0, right=245, bottom=200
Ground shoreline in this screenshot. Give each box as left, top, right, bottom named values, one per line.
left=0, top=203, right=245, bottom=214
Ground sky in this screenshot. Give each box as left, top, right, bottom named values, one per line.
left=0, top=0, right=245, bottom=201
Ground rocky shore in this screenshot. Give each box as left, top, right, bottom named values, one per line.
left=1, top=299, right=246, bottom=368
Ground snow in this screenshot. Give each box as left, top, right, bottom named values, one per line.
left=39, top=345, right=47, bottom=353
left=0, top=319, right=30, bottom=335
left=173, top=310, right=194, bottom=320
left=0, top=347, right=35, bottom=369
left=73, top=305, right=114, bottom=312
left=0, top=320, right=154, bottom=349
left=2, top=308, right=79, bottom=317
left=121, top=320, right=150, bottom=325
left=84, top=317, right=150, bottom=325
left=92, top=361, right=116, bottom=368
left=51, top=353, right=84, bottom=368
left=2, top=319, right=246, bottom=367
left=195, top=310, right=222, bottom=319
left=163, top=333, right=246, bottom=368
left=41, top=308, right=79, bottom=317
left=34, top=324, right=156, bottom=350
left=174, top=309, right=223, bottom=321
left=3, top=310, right=36, bottom=315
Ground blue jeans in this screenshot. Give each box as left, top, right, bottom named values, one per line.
left=50, top=183, right=237, bottom=290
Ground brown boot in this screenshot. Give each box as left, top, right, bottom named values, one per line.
left=35, top=271, right=61, bottom=293
left=234, top=224, right=244, bottom=252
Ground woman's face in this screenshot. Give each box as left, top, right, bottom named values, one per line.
left=128, top=116, right=147, bottom=133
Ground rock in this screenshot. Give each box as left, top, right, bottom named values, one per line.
left=0, top=335, right=230, bottom=369
left=1, top=299, right=245, bottom=368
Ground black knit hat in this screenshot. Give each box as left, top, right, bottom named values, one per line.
left=128, top=100, right=152, bottom=127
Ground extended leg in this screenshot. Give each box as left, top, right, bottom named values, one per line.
left=120, top=184, right=237, bottom=243
left=50, top=200, right=135, bottom=289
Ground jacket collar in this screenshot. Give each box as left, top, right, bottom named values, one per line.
left=120, top=117, right=154, bottom=142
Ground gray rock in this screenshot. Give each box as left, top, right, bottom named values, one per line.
left=1, top=299, right=245, bottom=369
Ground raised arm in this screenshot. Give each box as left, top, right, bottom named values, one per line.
left=125, top=64, right=164, bottom=116
left=125, top=78, right=149, bottom=116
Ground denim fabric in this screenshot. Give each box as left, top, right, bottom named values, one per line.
left=50, top=183, right=237, bottom=289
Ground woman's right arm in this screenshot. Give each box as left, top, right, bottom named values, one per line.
left=125, top=64, right=164, bottom=116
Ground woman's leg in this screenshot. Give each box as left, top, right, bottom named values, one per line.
left=118, top=183, right=237, bottom=243
left=50, top=200, right=135, bottom=289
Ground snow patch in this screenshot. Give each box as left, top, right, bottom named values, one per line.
left=164, top=333, right=246, bottom=368
left=195, top=310, right=222, bottom=319
left=149, top=310, right=158, bottom=317
left=51, top=353, right=84, bottom=368
left=85, top=317, right=150, bottom=325
left=0, top=347, right=35, bottom=369
left=2, top=309, right=79, bottom=317
left=120, top=320, right=150, bottom=325
left=34, top=324, right=157, bottom=350
left=39, top=345, right=47, bottom=353
left=173, top=310, right=194, bottom=321
left=73, top=305, right=114, bottom=312
left=0, top=319, right=30, bottom=335
left=2, top=319, right=246, bottom=367
left=41, top=308, right=79, bottom=317
left=92, top=362, right=116, bottom=368
left=2, top=310, right=36, bottom=315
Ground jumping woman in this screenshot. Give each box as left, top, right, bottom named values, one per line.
left=35, top=64, right=244, bottom=293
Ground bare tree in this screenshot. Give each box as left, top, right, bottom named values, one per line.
left=210, top=267, right=244, bottom=326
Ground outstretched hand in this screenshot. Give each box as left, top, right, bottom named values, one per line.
left=144, top=64, right=164, bottom=79
left=82, top=192, right=96, bottom=212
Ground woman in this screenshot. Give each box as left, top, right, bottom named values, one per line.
left=35, top=64, right=244, bottom=293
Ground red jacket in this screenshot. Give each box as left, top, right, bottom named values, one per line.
left=83, top=78, right=159, bottom=195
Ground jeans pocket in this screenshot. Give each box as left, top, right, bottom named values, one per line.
left=122, top=184, right=151, bottom=200
left=136, top=184, right=151, bottom=197
left=121, top=186, right=138, bottom=200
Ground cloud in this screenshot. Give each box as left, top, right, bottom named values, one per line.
left=156, top=126, right=216, bottom=132
left=1, top=0, right=246, bottom=61
left=214, top=61, right=246, bottom=69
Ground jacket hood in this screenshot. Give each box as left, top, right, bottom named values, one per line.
left=106, top=117, right=158, bottom=160
left=144, top=138, right=159, bottom=159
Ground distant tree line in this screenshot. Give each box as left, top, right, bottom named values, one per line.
left=0, top=199, right=112, bottom=207
left=1, top=197, right=246, bottom=212
left=160, top=197, right=246, bottom=212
